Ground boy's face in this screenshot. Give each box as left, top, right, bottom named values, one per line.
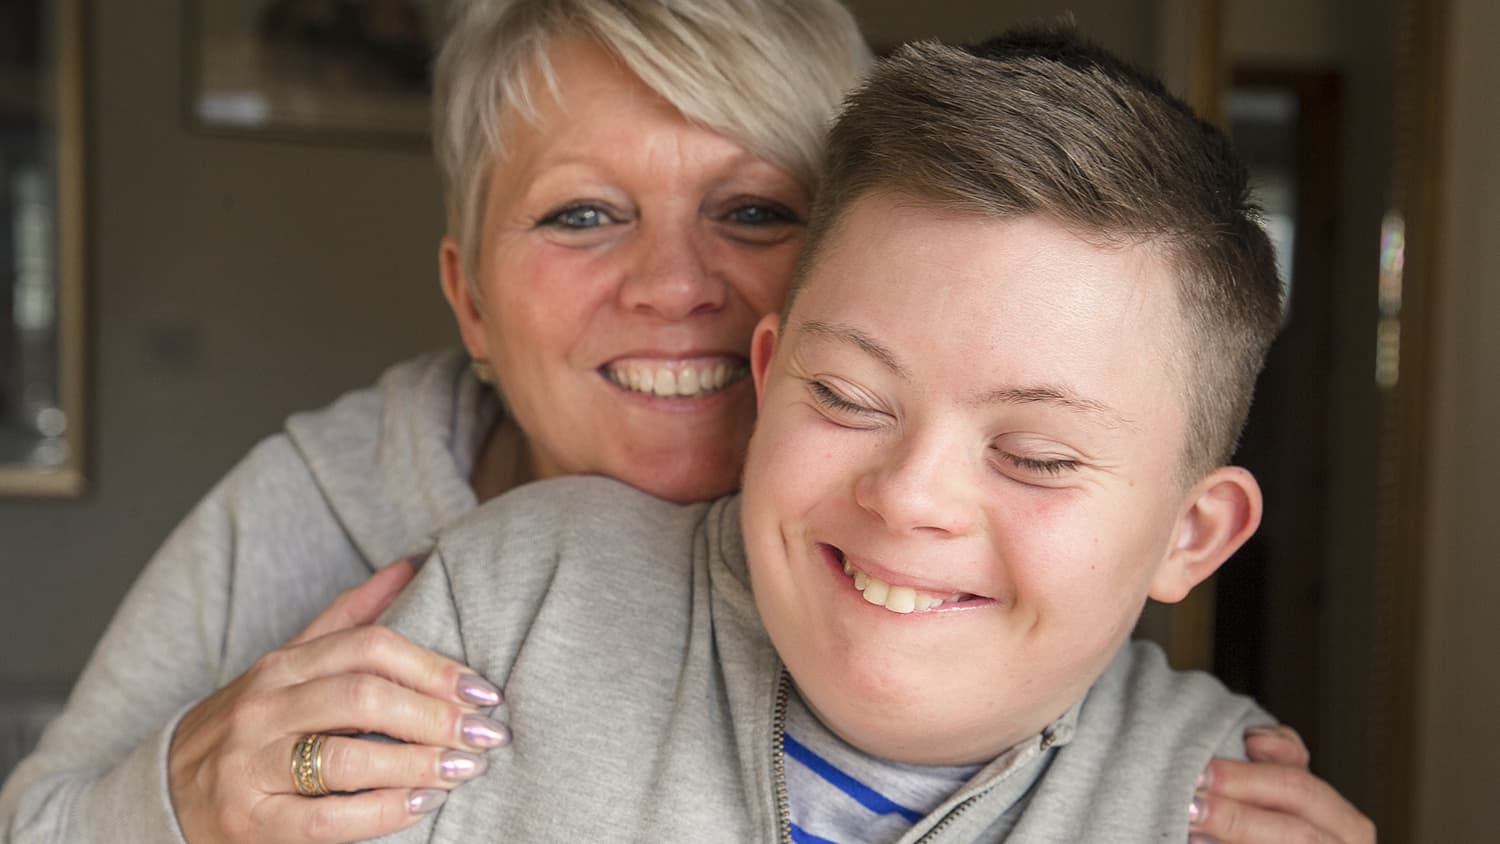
left=741, top=194, right=1239, bottom=766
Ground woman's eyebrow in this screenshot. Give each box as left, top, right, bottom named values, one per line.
left=795, top=319, right=910, bottom=379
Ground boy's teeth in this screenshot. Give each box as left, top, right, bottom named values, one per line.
left=883, top=585, right=917, bottom=614
left=607, top=361, right=745, bottom=398
left=843, top=561, right=967, bottom=615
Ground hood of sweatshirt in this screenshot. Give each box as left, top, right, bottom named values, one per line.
left=283, top=348, right=499, bottom=570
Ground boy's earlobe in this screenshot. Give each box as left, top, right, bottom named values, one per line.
left=750, top=313, right=781, bottom=406
left=438, top=237, right=490, bottom=360
left=1148, top=466, right=1263, bottom=604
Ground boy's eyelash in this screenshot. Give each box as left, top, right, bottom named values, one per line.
left=1002, top=453, right=1080, bottom=477
left=808, top=380, right=871, bottom=414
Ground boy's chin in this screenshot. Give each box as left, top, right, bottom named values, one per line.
left=790, top=666, right=1033, bottom=767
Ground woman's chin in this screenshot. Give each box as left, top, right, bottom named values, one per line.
left=615, top=458, right=744, bottom=503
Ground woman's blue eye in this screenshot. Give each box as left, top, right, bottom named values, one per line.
left=728, top=202, right=799, bottom=226
left=540, top=205, right=613, bottom=229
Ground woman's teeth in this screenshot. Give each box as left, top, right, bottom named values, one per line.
left=842, top=556, right=969, bottom=614
left=606, top=361, right=746, bottom=398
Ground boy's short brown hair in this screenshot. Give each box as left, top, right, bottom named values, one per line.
left=790, top=28, right=1284, bottom=480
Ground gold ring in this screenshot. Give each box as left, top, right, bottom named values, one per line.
left=291, top=733, right=330, bottom=797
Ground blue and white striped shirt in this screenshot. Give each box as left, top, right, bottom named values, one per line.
left=784, top=692, right=981, bottom=844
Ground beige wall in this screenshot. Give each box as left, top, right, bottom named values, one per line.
left=1415, top=0, right=1500, bottom=837
left=0, top=0, right=453, bottom=691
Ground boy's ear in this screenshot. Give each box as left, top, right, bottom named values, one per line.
left=750, top=313, right=781, bottom=408
left=1148, top=466, right=1263, bottom=604
left=439, top=236, right=491, bottom=361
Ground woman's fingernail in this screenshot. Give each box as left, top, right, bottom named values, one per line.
left=408, top=788, right=447, bottom=815
left=1188, top=794, right=1207, bottom=825
left=1197, top=765, right=1213, bottom=789
left=1244, top=724, right=1281, bottom=738
left=1189, top=837, right=1221, bottom=844
left=457, top=674, right=502, bottom=706
left=439, top=750, right=489, bottom=781
left=461, top=714, right=511, bottom=749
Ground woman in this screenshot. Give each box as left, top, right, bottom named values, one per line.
left=0, top=2, right=1369, bottom=843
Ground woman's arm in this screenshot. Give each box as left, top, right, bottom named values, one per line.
left=0, top=456, right=253, bottom=844
left=0, top=437, right=501, bottom=844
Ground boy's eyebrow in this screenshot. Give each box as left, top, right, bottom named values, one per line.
left=971, top=386, right=1136, bottom=429
left=796, top=319, right=911, bottom=379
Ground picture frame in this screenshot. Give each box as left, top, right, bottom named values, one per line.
left=186, top=0, right=449, bottom=144
left=0, top=0, right=87, bottom=497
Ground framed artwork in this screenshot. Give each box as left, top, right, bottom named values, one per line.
left=187, top=0, right=449, bottom=144
left=0, top=0, right=86, bottom=496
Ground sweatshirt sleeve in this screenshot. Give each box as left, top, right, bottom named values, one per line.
left=1210, top=699, right=1279, bottom=762
left=0, top=436, right=362, bottom=844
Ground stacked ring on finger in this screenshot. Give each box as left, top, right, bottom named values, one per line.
left=291, top=733, right=330, bottom=797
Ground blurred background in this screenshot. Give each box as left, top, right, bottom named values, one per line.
left=0, top=1, right=1493, bottom=841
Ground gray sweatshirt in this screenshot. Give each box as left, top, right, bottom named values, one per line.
left=373, top=475, right=1274, bottom=844
left=0, top=349, right=496, bottom=844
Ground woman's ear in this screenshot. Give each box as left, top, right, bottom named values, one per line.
left=1149, top=466, right=1263, bottom=603
left=439, top=236, right=490, bottom=361
left=750, top=313, right=781, bottom=409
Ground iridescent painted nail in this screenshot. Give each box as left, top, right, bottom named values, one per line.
left=408, top=788, right=447, bottom=815
left=460, top=714, right=511, bottom=749
left=456, top=673, right=502, bottom=707
left=439, top=750, right=489, bottom=781
left=1188, top=794, right=1207, bottom=824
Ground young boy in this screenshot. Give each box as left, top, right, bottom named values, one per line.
left=371, top=28, right=1282, bottom=843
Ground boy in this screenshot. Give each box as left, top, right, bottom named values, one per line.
left=372, top=28, right=1282, bottom=843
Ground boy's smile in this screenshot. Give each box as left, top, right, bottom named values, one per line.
left=821, top=544, right=989, bottom=614
left=739, top=193, right=1255, bottom=767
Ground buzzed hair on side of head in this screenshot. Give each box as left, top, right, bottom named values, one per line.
left=789, top=26, right=1284, bottom=481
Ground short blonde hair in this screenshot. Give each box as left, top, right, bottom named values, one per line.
left=433, top=0, right=873, bottom=283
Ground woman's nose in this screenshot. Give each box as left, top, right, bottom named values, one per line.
left=618, top=221, right=728, bottom=320
left=853, top=437, right=977, bottom=537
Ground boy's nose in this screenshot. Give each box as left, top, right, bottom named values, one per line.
left=617, top=221, right=728, bottom=320
left=854, top=438, right=977, bottom=537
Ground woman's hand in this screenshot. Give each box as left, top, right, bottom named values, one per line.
left=168, top=561, right=509, bottom=844
left=1189, top=725, right=1376, bottom=844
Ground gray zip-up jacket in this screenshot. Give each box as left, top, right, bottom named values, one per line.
left=374, top=475, right=1274, bottom=844
left=0, top=350, right=496, bottom=844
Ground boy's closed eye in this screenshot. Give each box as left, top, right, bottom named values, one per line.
left=806, top=375, right=1087, bottom=486
left=993, top=449, right=1082, bottom=482
left=805, top=378, right=890, bottom=429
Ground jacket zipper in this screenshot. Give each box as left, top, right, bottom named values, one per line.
left=770, top=668, right=793, bottom=844
left=914, top=729, right=1055, bottom=842
left=913, top=795, right=979, bottom=843
left=771, top=669, right=1052, bottom=843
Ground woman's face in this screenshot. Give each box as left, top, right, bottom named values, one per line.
left=442, top=38, right=809, bottom=503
